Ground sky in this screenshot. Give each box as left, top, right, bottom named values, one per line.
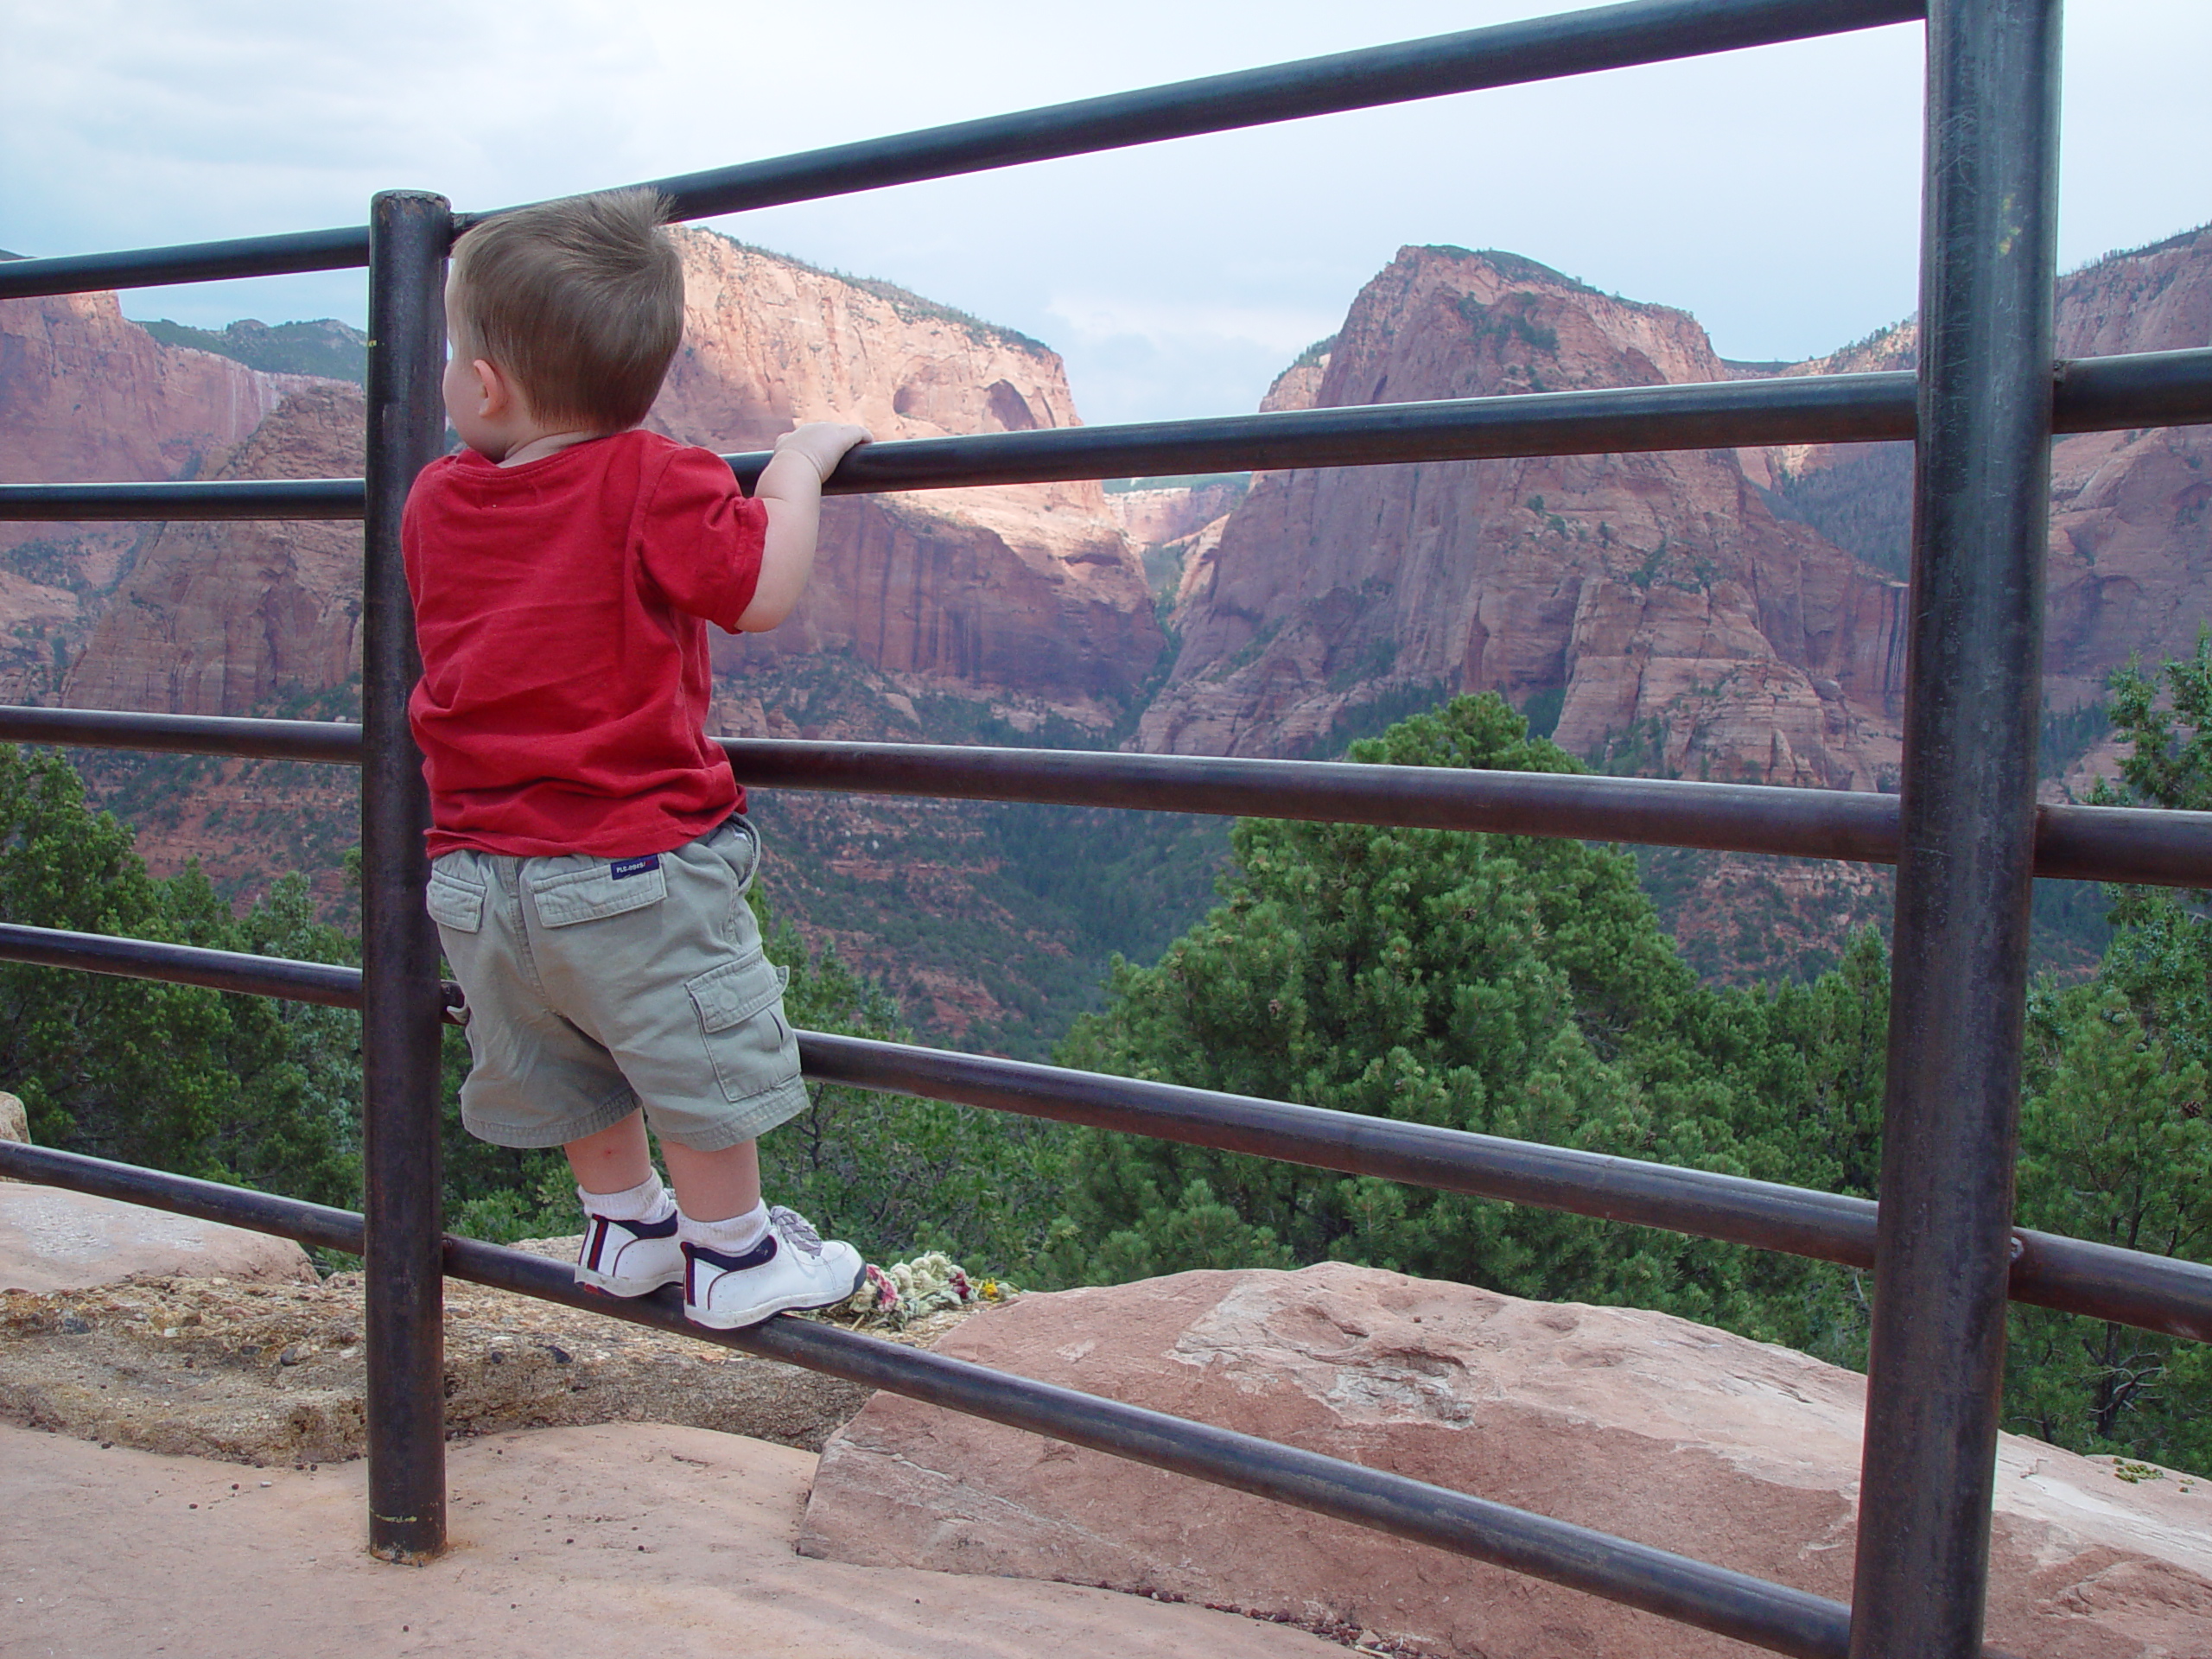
left=3, top=1, right=2208, bottom=427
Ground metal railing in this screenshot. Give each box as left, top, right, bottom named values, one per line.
left=0, top=1, right=2196, bottom=1654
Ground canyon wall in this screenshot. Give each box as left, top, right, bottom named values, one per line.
left=652, top=232, right=1160, bottom=721
left=0, top=286, right=332, bottom=701
left=1761, top=223, right=2212, bottom=718
left=2040, top=225, right=2212, bottom=710
left=0, top=287, right=321, bottom=504
left=1141, top=225, right=2212, bottom=777
left=62, top=384, right=367, bottom=716
left=1138, top=246, right=1910, bottom=786
left=52, top=230, right=1163, bottom=728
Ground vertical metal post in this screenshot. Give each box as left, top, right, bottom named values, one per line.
left=362, top=188, right=452, bottom=1561
left=1849, top=3, right=2060, bottom=1655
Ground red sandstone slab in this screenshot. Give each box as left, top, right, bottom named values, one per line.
left=800, top=1262, right=2212, bottom=1659
left=0, top=1183, right=317, bottom=1293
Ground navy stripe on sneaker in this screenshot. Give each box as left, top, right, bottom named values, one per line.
left=683, top=1234, right=776, bottom=1301
left=582, top=1210, right=679, bottom=1274
left=685, top=1235, right=778, bottom=1273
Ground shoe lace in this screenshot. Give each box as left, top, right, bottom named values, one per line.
left=768, top=1205, right=824, bottom=1257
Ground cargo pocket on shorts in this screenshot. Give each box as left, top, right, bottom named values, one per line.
left=425, top=866, right=486, bottom=933
left=685, top=955, right=798, bottom=1103
left=528, top=857, right=669, bottom=927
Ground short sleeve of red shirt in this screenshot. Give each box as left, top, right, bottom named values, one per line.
left=636, top=444, right=772, bottom=631
left=404, top=430, right=771, bottom=859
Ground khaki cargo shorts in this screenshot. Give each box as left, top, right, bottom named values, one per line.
left=426, top=817, right=808, bottom=1152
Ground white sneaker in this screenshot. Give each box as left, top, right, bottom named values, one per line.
left=683, top=1206, right=866, bottom=1329
left=575, top=1209, right=684, bottom=1297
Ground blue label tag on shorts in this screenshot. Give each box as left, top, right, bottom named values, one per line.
left=610, top=855, right=661, bottom=880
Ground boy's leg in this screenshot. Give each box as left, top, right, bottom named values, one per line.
left=660, top=1136, right=760, bottom=1223
left=566, top=1109, right=654, bottom=1195
left=564, top=1109, right=683, bottom=1296
left=664, top=1135, right=864, bottom=1329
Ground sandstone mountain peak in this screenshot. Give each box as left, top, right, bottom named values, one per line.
left=1141, top=241, right=1906, bottom=786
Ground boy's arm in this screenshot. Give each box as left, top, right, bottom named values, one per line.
left=738, top=422, right=871, bottom=632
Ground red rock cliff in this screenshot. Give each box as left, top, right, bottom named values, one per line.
left=55, top=232, right=1164, bottom=726
left=652, top=232, right=1160, bottom=718
left=64, top=384, right=367, bottom=715
left=1761, top=223, right=2212, bottom=716
left=0, top=288, right=321, bottom=499
left=1141, top=246, right=1907, bottom=785
left=0, top=288, right=333, bottom=699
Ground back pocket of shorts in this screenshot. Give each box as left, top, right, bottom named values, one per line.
left=528, top=860, right=668, bottom=927
left=426, top=868, right=486, bottom=933
left=685, top=955, right=798, bottom=1103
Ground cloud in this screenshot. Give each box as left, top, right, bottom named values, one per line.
left=5, top=0, right=2206, bottom=425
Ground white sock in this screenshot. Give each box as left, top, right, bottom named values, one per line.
left=576, top=1172, right=674, bottom=1224
left=680, top=1201, right=770, bottom=1254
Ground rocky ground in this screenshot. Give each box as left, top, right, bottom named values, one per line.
left=0, top=1235, right=979, bottom=1467
left=4, top=1418, right=1351, bottom=1659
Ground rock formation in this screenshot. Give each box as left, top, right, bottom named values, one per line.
left=1138, top=247, right=1910, bottom=785
left=652, top=231, right=1160, bottom=721
left=2038, top=225, right=2212, bottom=709
left=64, top=383, right=367, bottom=715
left=1762, top=222, right=2212, bottom=715
left=0, top=1183, right=315, bottom=1294
left=0, top=288, right=322, bottom=508
left=0, top=287, right=333, bottom=700
left=53, top=230, right=1164, bottom=731
left=1104, top=480, right=1248, bottom=553
left=1260, top=349, right=1332, bottom=415
left=802, top=1262, right=2212, bottom=1659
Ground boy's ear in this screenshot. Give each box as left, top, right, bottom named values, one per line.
left=471, top=358, right=515, bottom=418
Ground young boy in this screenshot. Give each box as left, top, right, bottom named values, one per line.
left=402, top=188, right=872, bottom=1329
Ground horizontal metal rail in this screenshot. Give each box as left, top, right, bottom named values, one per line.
left=0, top=706, right=363, bottom=762
left=716, top=735, right=2212, bottom=890
left=0, top=225, right=375, bottom=305
left=5, top=707, right=2207, bottom=889
left=6, top=349, right=2209, bottom=524
left=0, top=920, right=461, bottom=1020
left=806, top=1032, right=2212, bottom=1345
left=0, top=915, right=2201, bottom=1342
left=0, top=477, right=367, bottom=524
left=0, top=1137, right=1856, bottom=1659
left=0, top=921, right=362, bottom=1007
left=0, top=0, right=1919, bottom=303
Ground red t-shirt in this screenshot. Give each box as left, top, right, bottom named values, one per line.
left=404, top=429, right=768, bottom=859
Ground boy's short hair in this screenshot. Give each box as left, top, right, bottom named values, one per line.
left=449, top=188, right=683, bottom=433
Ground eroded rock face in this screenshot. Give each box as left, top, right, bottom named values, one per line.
left=2042, top=225, right=2212, bottom=709
left=53, top=232, right=1163, bottom=728
left=653, top=232, right=1160, bottom=718
left=0, top=289, right=334, bottom=699
left=1762, top=224, right=2212, bottom=714
left=800, top=1262, right=2212, bottom=1659
left=64, top=383, right=367, bottom=715
left=0, top=289, right=321, bottom=502
left=1138, top=248, right=1908, bottom=784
